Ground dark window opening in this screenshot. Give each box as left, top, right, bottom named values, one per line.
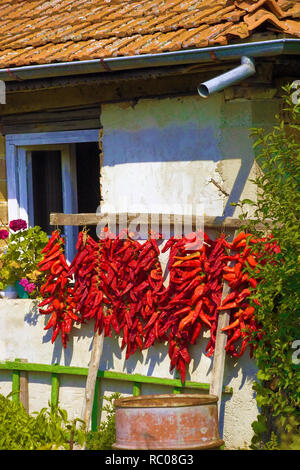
left=31, top=150, right=63, bottom=235
left=76, top=142, right=100, bottom=240
left=30, top=142, right=100, bottom=240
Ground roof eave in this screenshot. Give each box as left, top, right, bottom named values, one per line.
left=0, top=38, right=299, bottom=82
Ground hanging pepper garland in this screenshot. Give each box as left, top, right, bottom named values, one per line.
left=38, top=228, right=278, bottom=384
left=217, top=232, right=281, bottom=358
left=37, top=230, right=78, bottom=348
left=156, top=230, right=229, bottom=382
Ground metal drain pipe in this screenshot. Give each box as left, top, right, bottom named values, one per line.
left=197, top=56, right=256, bottom=98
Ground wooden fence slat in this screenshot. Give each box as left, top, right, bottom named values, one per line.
left=19, top=359, right=29, bottom=412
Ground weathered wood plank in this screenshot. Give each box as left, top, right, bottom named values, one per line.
left=81, top=329, right=105, bottom=431
left=19, top=359, right=29, bottom=412
left=209, top=230, right=239, bottom=414
left=50, top=212, right=271, bottom=231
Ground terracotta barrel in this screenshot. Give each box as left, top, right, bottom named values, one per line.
left=113, top=394, right=224, bottom=450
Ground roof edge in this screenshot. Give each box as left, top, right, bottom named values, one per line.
left=0, top=38, right=299, bottom=82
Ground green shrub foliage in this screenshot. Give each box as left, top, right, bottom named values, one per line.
left=0, top=393, right=86, bottom=450
left=235, top=84, right=300, bottom=449
left=86, top=393, right=120, bottom=450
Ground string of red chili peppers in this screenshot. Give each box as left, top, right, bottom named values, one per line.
left=157, top=230, right=230, bottom=383
left=94, top=228, right=167, bottom=360
left=38, top=228, right=280, bottom=384
left=59, top=227, right=167, bottom=359
left=38, top=230, right=79, bottom=348
left=218, top=231, right=281, bottom=358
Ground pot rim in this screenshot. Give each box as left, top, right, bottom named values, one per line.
left=114, top=393, right=218, bottom=408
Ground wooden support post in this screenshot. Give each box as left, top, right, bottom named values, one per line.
left=12, top=358, right=28, bottom=406
left=19, top=359, right=29, bottom=412
left=81, top=328, right=105, bottom=431
left=210, top=230, right=238, bottom=414
left=209, top=284, right=232, bottom=412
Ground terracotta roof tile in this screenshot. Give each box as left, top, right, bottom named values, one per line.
left=0, top=0, right=298, bottom=68
left=244, top=8, right=288, bottom=31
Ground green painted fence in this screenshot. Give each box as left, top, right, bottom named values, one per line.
left=0, top=359, right=232, bottom=431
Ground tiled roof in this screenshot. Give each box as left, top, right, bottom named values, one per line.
left=0, top=0, right=299, bottom=68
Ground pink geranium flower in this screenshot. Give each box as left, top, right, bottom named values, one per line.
left=25, top=282, right=36, bottom=293
left=0, top=229, right=9, bottom=239
left=19, top=278, right=29, bottom=287
left=9, top=219, right=27, bottom=232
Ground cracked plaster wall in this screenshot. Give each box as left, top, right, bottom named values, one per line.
left=0, top=93, right=280, bottom=449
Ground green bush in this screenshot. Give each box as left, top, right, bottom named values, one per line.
left=235, top=84, right=300, bottom=449
left=86, top=393, right=120, bottom=450
left=0, top=393, right=86, bottom=450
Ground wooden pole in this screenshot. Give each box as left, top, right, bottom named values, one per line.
left=210, top=230, right=239, bottom=414
left=19, top=359, right=29, bottom=412
left=81, top=328, right=105, bottom=431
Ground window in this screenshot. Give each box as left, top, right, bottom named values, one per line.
left=6, top=130, right=100, bottom=262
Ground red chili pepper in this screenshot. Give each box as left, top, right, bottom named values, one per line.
left=173, top=306, right=191, bottom=318
left=144, top=311, right=159, bottom=330
left=225, top=328, right=241, bottom=351
left=190, top=321, right=202, bottom=344
left=51, top=323, right=60, bottom=344
left=38, top=243, right=61, bottom=265
left=217, top=301, right=238, bottom=311
left=177, top=357, right=186, bottom=384
left=174, top=252, right=201, bottom=261
left=178, top=311, right=194, bottom=331
left=221, top=290, right=239, bottom=306
left=41, top=231, right=61, bottom=254
left=44, top=312, right=58, bottom=330
left=38, top=250, right=61, bottom=267
left=51, top=260, right=64, bottom=276
left=192, top=300, right=203, bottom=323
left=221, top=318, right=240, bottom=332
left=191, top=284, right=205, bottom=305
left=199, top=309, right=212, bottom=328
left=223, top=273, right=236, bottom=281
left=231, top=232, right=247, bottom=247
left=180, top=347, right=190, bottom=364
left=246, top=255, right=257, bottom=268
left=248, top=277, right=257, bottom=288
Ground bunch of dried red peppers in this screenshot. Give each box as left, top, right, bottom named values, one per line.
left=38, top=228, right=280, bottom=383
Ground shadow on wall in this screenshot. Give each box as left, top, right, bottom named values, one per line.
left=101, top=96, right=257, bottom=219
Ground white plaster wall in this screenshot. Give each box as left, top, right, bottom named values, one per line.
left=100, top=95, right=226, bottom=217
left=0, top=299, right=258, bottom=449
left=100, top=94, right=261, bottom=220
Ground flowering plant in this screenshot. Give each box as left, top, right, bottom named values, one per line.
left=0, top=219, right=49, bottom=298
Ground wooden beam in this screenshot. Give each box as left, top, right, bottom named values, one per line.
left=50, top=212, right=271, bottom=232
